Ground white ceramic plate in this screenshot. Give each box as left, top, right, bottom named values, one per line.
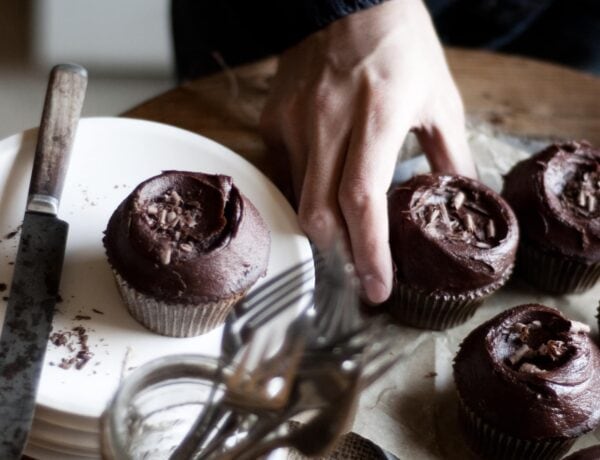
left=0, top=117, right=312, bottom=425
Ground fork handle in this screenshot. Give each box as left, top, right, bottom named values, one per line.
left=170, top=404, right=234, bottom=459
left=202, top=413, right=290, bottom=460
left=220, top=426, right=290, bottom=460
left=236, top=436, right=289, bottom=460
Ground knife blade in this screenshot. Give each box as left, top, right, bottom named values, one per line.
left=0, top=63, right=87, bottom=459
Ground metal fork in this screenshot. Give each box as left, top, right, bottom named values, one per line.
left=176, top=241, right=365, bottom=460
left=196, top=242, right=370, bottom=459
left=222, top=256, right=320, bottom=357
left=238, top=368, right=360, bottom=460
left=221, top=308, right=312, bottom=413
left=200, top=352, right=359, bottom=460
left=170, top=258, right=317, bottom=460
left=210, top=320, right=408, bottom=460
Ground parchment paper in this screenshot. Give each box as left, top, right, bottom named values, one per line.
left=351, top=125, right=600, bottom=459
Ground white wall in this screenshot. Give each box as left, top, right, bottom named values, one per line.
left=33, top=0, right=174, bottom=77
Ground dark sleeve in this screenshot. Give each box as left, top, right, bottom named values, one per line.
left=172, top=0, right=387, bottom=80
left=261, top=0, right=388, bottom=51
left=425, top=0, right=554, bottom=49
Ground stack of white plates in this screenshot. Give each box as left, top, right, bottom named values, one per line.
left=0, top=118, right=312, bottom=459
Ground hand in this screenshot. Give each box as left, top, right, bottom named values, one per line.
left=260, top=0, right=476, bottom=304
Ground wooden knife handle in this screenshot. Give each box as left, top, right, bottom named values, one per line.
left=28, top=63, right=87, bottom=213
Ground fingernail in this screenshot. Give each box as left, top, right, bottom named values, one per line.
left=362, top=274, right=390, bottom=305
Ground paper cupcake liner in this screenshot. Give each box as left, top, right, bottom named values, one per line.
left=390, top=266, right=513, bottom=330
left=458, top=398, right=576, bottom=460
left=113, top=271, right=242, bottom=337
left=517, top=242, right=600, bottom=294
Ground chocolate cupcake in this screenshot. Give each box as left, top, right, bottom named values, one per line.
left=503, top=141, right=600, bottom=294
left=388, top=174, right=518, bottom=330
left=103, top=171, right=271, bottom=337
left=454, top=304, right=600, bottom=460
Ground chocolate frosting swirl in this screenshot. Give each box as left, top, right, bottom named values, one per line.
left=388, top=174, right=519, bottom=293
left=454, top=304, right=600, bottom=440
left=103, top=171, right=270, bottom=303
left=503, top=141, right=600, bottom=262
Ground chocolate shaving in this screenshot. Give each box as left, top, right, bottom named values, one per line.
left=417, top=186, right=500, bottom=249
left=509, top=344, right=533, bottom=365
left=73, top=315, right=91, bottom=321
left=142, top=187, right=218, bottom=262
left=464, top=202, right=490, bottom=216
left=452, top=192, right=465, bottom=210
left=49, top=326, right=94, bottom=370
left=588, top=195, right=597, bottom=213
left=180, top=243, right=193, bottom=252
left=486, top=219, right=496, bottom=239
left=519, top=362, right=542, bottom=373
left=439, top=204, right=451, bottom=226
left=4, top=226, right=22, bottom=240
left=562, top=166, right=600, bottom=217
left=464, top=213, right=475, bottom=233
left=159, top=245, right=172, bottom=265
left=539, top=340, right=567, bottom=361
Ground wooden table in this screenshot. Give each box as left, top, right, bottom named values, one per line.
left=124, top=47, right=600, bottom=184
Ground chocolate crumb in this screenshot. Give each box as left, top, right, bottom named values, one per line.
left=4, top=226, right=22, bottom=240
left=48, top=325, right=94, bottom=370
left=59, top=357, right=76, bottom=370
left=488, top=112, right=505, bottom=125
left=50, top=331, right=69, bottom=347
left=73, top=315, right=91, bottom=321
left=0, top=283, right=6, bottom=292
left=2, top=296, right=8, bottom=301
left=424, top=371, right=437, bottom=379
left=92, top=308, right=104, bottom=315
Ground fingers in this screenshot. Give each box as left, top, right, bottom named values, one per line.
left=296, top=87, right=351, bottom=252
left=260, top=94, right=309, bottom=205
left=339, top=87, right=407, bottom=304
left=416, top=94, right=477, bottom=178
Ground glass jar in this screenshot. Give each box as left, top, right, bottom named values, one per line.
left=101, top=354, right=228, bottom=459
